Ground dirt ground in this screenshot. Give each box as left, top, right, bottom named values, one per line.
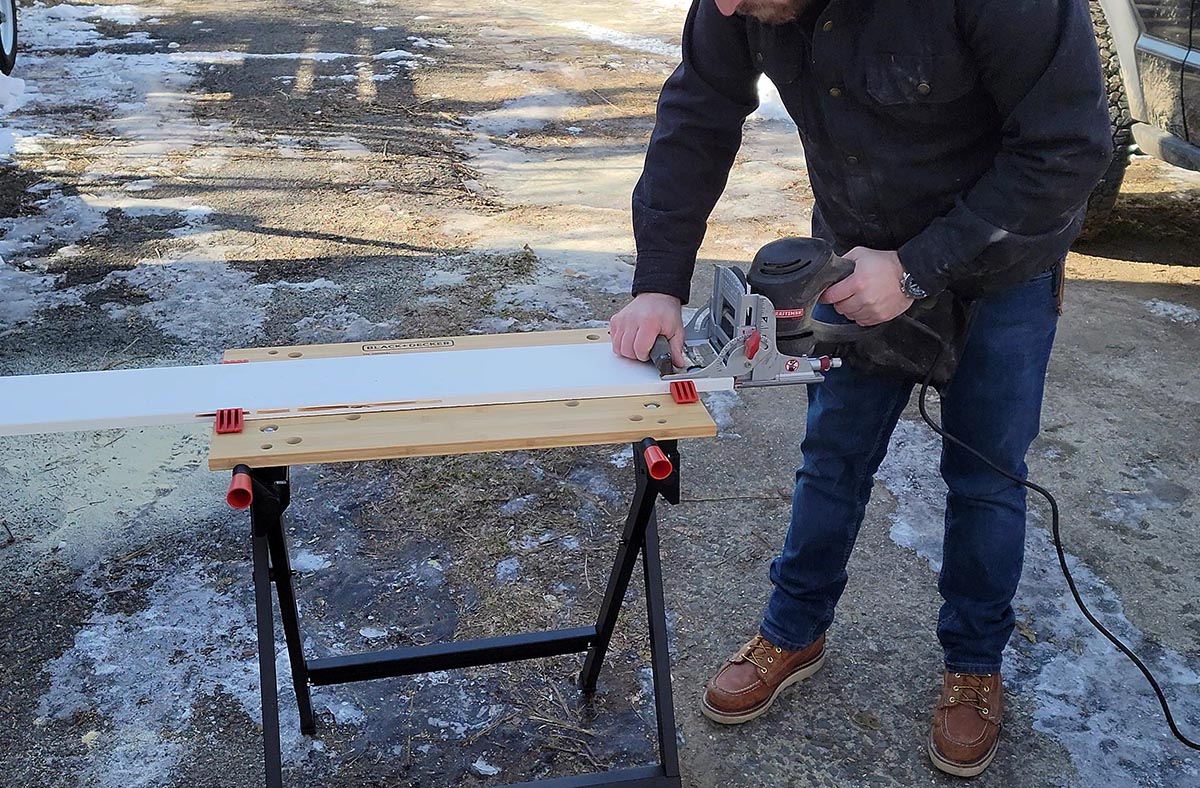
left=1, top=2, right=1199, bottom=787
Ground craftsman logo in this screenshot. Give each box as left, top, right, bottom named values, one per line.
left=775, top=308, right=806, bottom=320
left=362, top=340, right=456, bottom=353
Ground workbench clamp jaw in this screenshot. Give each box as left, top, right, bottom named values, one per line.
left=659, top=266, right=841, bottom=388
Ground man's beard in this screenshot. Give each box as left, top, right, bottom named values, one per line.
left=735, top=0, right=813, bottom=25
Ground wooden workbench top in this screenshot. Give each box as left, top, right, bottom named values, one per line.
left=208, top=329, right=716, bottom=470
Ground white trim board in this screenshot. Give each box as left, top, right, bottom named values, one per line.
left=0, top=343, right=732, bottom=436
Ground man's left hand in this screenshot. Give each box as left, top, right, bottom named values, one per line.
left=819, top=246, right=914, bottom=326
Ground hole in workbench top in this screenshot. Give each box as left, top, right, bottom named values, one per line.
left=586, top=334, right=601, bottom=341
left=260, top=425, right=278, bottom=433
left=565, top=400, right=579, bottom=407
left=630, top=415, right=644, bottom=422
left=267, top=350, right=279, bottom=355
left=644, top=402, right=660, bottom=409
left=346, top=414, right=362, bottom=421
left=261, top=444, right=274, bottom=450
left=286, top=437, right=302, bottom=445
left=657, top=419, right=667, bottom=424
left=288, top=352, right=303, bottom=358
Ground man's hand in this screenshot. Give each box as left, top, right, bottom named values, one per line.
left=610, top=293, right=687, bottom=367
left=819, top=246, right=915, bottom=326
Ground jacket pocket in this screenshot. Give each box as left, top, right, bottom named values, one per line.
left=864, top=52, right=977, bottom=106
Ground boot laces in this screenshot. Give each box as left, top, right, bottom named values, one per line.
left=740, top=635, right=783, bottom=675
left=948, top=672, right=993, bottom=716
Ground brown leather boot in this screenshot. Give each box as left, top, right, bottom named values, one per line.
left=701, top=633, right=826, bottom=725
left=928, top=671, right=1004, bottom=777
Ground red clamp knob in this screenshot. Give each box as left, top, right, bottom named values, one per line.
left=819, top=356, right=833, bottom=373
left=227, top=465, right=253, bottom=510
left=745, top=329, right=762, bottom=360
left=643, top=444, right=674, bottom=481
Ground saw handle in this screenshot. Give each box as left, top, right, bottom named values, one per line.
left=649, top=336, right=677, bottom=377
left=807, top=251, right=883, bottom=343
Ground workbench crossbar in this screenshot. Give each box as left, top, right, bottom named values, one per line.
left=243, top=439, right=683, bottom=788
left=306, top=626, right=598, bottom=685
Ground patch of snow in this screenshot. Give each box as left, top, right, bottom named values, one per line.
left=566, top=466, right=622, bottom=506
left=0, top=191, right=109, bottom=262
left=558, top=21, right=677, bottom=58
left=407, top=36, right=451, bottom=49
left=374, top=49, right=424, bottom=61
left=1145, top=299, right=1199, bottom=324
left=470, top=89, right=582, bottom=138
left=101, top=254, right=272, bottom=347
left=702, top=390, right=743, bottom=435
left=471, top=757, right=502, bottom=777
left=0, top=264, right=79, bottom=335
left=495, top=556, right=521, bottom=584
left=499, top=495, right=536, bottom=516
left=609, top=446, right=633, bottom=468
left=36, top=561, right=331, bottom=785
left=122, top=179, right=158, bottom=192
left=292, top=306, right=394, bottom=344
left=277, top=278, right=340, bottom=293
left=319, top=135, right=371, bottom=157
left=423, top=269, right=469, bottom=288
left=321, top=699, right=366, bottom=726
left=291, top=551, right=332, bottom=572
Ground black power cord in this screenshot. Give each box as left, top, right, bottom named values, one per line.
left=899, top=314, right=1200, bottom=751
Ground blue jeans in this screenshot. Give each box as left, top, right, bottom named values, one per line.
left=759, top=268, right=1060, bottom=674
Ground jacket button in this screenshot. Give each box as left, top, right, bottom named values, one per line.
left=822, top=20, right=833, bottom=32
left=828, top=87, right=842, bottom=97
left=756, top=52, right=764, bottom=64
left=916, top=82, right=932, bottom=96
left=846, top=155, right=859, bottom=165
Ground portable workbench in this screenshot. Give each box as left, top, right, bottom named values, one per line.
left=208, top=329, right=718, bottom=788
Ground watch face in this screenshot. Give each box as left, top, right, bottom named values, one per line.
left=903, top=274, right=927, bottom=299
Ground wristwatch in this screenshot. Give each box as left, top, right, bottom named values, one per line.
left=900, top=271, right=929, bottom=300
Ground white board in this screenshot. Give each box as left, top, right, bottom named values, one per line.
left=0, top=343, right=732, bottom=436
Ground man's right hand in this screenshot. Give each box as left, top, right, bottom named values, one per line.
left=609, top=293, right=687, bottom=368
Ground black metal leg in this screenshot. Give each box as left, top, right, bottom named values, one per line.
left=250, top=468, right=315, bottom=735
left=642, top=514, right=681, bottom=781
left=580, top=444, right=659, bottom=693
left=251, top=512, right=284, bottom=788
left=264, top=517, right=316, bottom=734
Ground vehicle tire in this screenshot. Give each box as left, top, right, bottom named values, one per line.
left=1079, top=1, right=1135, bottom=240
left=0, top=0, right=15, bottom=77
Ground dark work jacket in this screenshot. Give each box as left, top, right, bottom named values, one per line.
left=630, top=0, right=1112, bottom=383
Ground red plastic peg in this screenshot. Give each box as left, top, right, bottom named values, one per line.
left=643, top=444, right=673, bottom=481
left=227, top=466, right=253, bottom=510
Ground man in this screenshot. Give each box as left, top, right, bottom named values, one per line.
left=609, top=0, right=1111, bottom=778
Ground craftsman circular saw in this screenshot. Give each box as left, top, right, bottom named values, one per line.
left=651, top=237, right=877, bottom=387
